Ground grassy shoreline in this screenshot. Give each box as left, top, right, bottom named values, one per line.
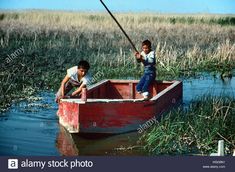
left=140, top=96, right=235, bottom=155
left=0, top=11, right=235, bottom=111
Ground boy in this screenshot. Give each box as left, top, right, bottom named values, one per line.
left=135, top=40, right=156, bottom=100
left=55, top=60, right=90, bottom=103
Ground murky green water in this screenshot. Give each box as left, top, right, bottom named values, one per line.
left=0, top=73, right=234, bottom=156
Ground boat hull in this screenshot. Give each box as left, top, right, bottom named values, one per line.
left=57, top=80, right=183, bottom=134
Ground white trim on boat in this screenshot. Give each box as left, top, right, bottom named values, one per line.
left=150, top=81, right=181, bottom=101
left=61, top=98, right=146, bottom=104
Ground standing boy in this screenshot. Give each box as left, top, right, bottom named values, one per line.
left=55, top=60, right=90, bottom=103
left=135, top=40, right=156, bottom=100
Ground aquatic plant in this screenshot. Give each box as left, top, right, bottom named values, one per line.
left=141, top=96, right=235, bottom=155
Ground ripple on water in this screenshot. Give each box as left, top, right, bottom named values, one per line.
left=0, top=92, right=60, bottom=156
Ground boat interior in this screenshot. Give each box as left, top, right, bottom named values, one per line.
left=87, top=80, right=173, bottom=99
left=61, top=80, right=176, bottom=103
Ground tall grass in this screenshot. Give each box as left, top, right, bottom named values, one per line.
left=141, top=96, right=235, bottom=155
left=0, top=11, right=235, bottom=111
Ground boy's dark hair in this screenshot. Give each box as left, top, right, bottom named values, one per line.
left=142, top=40, right=152, bottom=48
left=78, top=60, right=90, bottom=70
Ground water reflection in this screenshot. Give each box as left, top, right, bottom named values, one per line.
left=56, top=126, right=79, bottom=156
left=56, top=125, right=144, bottom=156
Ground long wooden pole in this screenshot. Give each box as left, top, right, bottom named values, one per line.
left=100, top=0, right=174, bottom=70
left=100, top=0, right=138, bottom=53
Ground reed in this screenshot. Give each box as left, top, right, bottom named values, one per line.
left=141, top=96, right=235, bottom=155
left=0, top=11, right=234, bottom=111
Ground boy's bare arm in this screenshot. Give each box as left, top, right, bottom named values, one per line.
left=60, top=75, right=70, bottom=97
left=71, top=83, right=86, bottom=97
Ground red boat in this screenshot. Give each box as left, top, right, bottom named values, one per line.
left=57, top=79, right=183, bottom=134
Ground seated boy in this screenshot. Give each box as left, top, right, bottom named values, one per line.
left=135, top=40, right=156, bottom=100
left=55, top=60, right=90, bottom=103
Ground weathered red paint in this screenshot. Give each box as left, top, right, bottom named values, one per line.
left=57, top=80, right=183, bottom=134
left=57, top=102, right=79, bottom=132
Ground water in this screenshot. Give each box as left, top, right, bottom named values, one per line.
left=183, top=72, right=235, bottom=104
left=0, top=93, right=60, bottom=156
left=0, top=73, right=234, bottom=156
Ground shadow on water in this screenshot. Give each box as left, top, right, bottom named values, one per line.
left=0, top=72, right=234, bottom=156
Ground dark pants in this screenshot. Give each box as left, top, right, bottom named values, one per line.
left=136, top=72, right=156, bottom=94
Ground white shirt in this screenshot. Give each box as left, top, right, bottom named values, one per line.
left=67, top=66, right=89, bottom=85
left=140, top=51, right=155, bottom=64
